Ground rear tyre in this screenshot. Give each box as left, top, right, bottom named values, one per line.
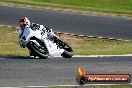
left=27, top=41, right=48, bottom=59
left=58, top=40, right=73, bottom=58
left=61, top=50, right=73, bottom=58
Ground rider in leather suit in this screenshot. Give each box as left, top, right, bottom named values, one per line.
left=19, top=17, right=59, bottom=56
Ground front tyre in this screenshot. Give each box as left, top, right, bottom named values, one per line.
left=27, top=41, right=48, bottom=59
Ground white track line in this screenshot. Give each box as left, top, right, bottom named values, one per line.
left=52, top=54, right=132, bottom=58
left=73, top=54, right=132, bottom=57
left=2, top=83, right=131, bottom=88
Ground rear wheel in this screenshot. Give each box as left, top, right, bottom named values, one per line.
left=57, top=39, right=73, bottom=58
left=27, top=40, right=48, bottom=59
left=61, top=50, right=73, bottom=58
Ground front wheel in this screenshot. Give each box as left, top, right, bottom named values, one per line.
left=27, top=41, right=48, bottom=59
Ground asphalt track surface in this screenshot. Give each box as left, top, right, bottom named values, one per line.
left=0, top=56, right=131, bottom=86
left=0, top=5, right=132, bottom=39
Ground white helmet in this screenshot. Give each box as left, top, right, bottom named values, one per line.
left=19, top=17, right=30, bottom=28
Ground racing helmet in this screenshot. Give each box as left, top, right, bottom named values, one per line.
left=19, top=17, right=30, bottom=28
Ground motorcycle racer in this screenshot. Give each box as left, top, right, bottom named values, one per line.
left=19, top=17, right=59, bottom=48
left=19, top=17, right=60, bottom=57
left=18, top=17, right=73, bottom=58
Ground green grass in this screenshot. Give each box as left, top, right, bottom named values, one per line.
left=0, top=0, right=132, bottom=15
left=1, top=26, right=132, bottom=56
left=0, top=26, right=28, bottom=56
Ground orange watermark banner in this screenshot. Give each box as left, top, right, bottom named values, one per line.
left=76, top=66, right=131, bottom=85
